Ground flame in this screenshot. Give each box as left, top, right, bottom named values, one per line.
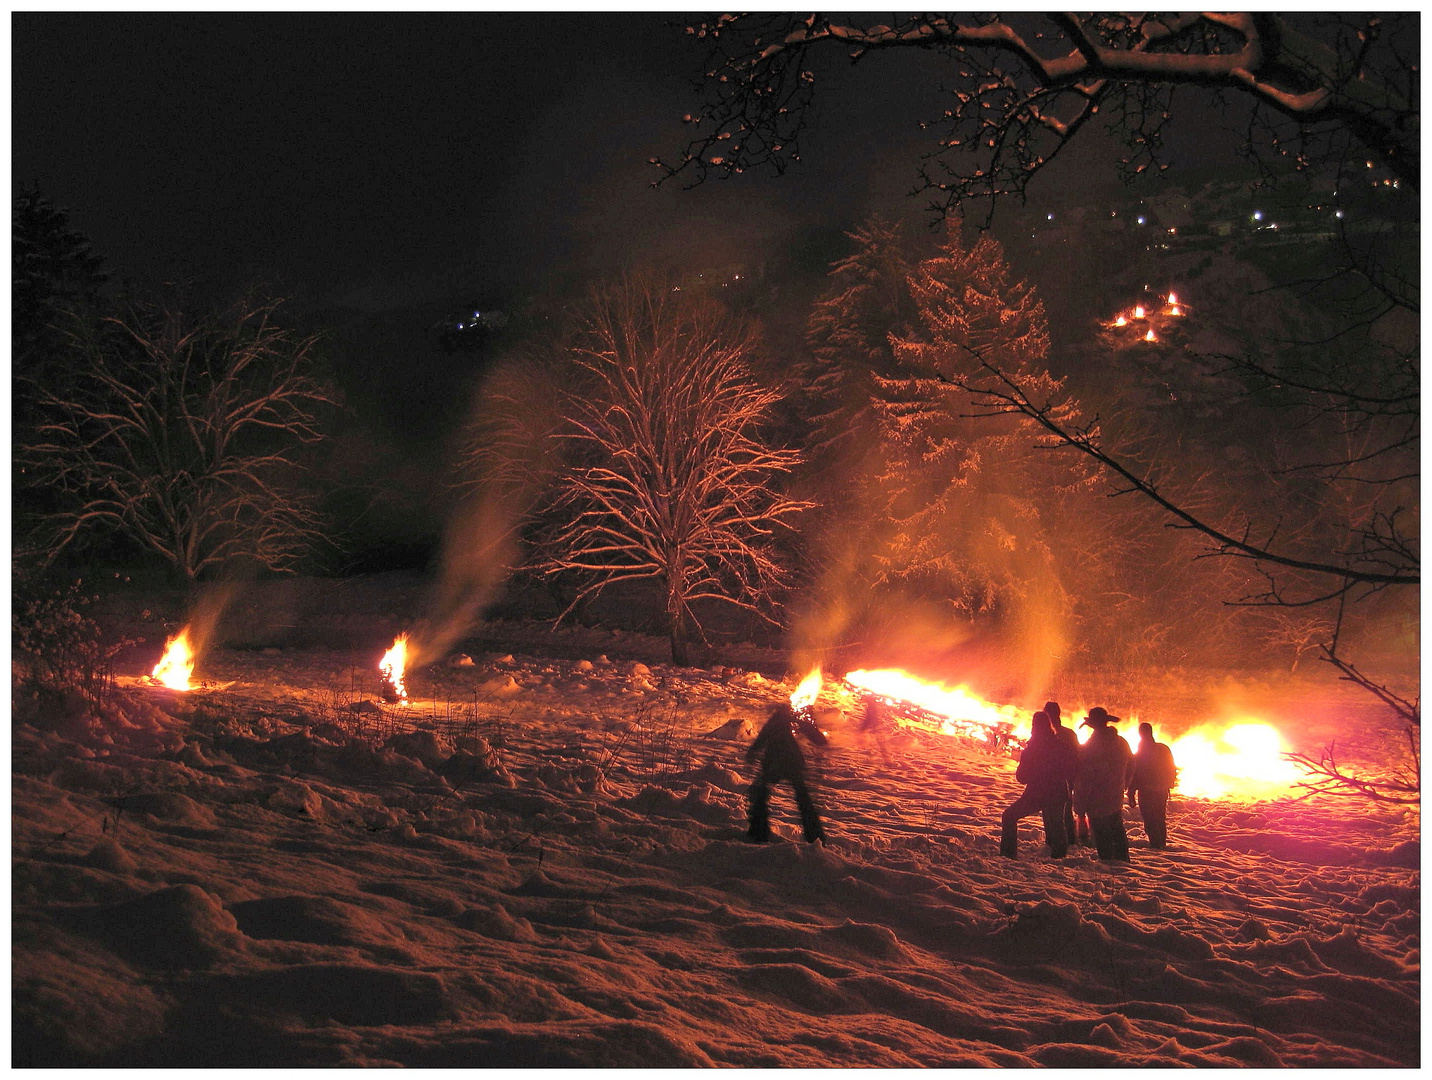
left=790, top=667, right=823, bottom=711
left=1168, top=305, right=1182, bottom=316
left=1144, top=329, right=1157, bottom=342
left=842, top=667, right=1300, bottom=802
left=1114, top=315, right=1128, bottom=327
left=1167, top=291, right=1178, bottom=305
left=1134, top=305, right=1146, bottom=319
left=1164, top=721, right=1300, bottom=801
left=379, top=634, right=410, bottom=704
left=151, top=629, right=195, bottom=690
left=845, top=668, right=1025, bottom=740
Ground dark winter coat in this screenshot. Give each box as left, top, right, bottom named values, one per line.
left=1014, top=730, right=1078, bottom=804
left=1053, top=724, right=1081, bottom=786
left=747, top=705, right=829, bottom=780
left=1074, top=726, right=1134, bottom=817
left=1130, top=740, right=1177, bottom=794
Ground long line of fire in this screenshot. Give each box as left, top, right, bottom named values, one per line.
left=148, top=626, right=1303, bottom=802
left=796, top=666, right=1302, bottom=802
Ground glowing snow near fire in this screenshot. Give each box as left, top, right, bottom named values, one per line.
left=150, top=629, right=195, bottom=690
left=379, top=634, right=410, bottom=704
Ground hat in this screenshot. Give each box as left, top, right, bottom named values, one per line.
left=1081, top=706, right=1111, bottom=728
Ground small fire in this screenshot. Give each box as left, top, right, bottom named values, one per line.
left=1168, top=305, right=1182, bottom=316
left=1167, top=291, right=1178, bottom=305
left=379, top=634, right=410, bottom=704
left=1134, top=305, right=1146, bottom=319
left=1144, top=329, right=1157, bottom=342
left=790, top=667, right=823, bottom=712
left=151, top=629, right=195, bottom=690
left=1114, top=315, right=1128, bottom=327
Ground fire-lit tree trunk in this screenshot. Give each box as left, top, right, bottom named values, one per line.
left=539, top=278, right=811, bottom=666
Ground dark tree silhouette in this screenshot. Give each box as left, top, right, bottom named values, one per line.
left=18, top=298, right=336, bottom=585
left=660, top=13, right=1419, bottom=208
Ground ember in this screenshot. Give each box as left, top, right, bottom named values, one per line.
left=151, top=628, right=195, bottom=690
left=379, top=634, right=410, bottom=704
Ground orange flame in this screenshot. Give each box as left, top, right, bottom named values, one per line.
left=1168, top=305, right=1182, bottom=316
left=843, top=667, right=1300, bottom=801
left=379, top=634, right=410, bottom=704
left=845, top=668, right=1024, bottom=741
left=151, top=629, right=195, bottom=690
left=1114, top=315, right=1128, bottom=327
left=1164, top=721, right=1300, bottom=800
left=1167, top=291, right=1179, bottom=305
left=790, top=667, right=823, bottom=711
left=1144, top=328, right=1157, bottom=342
left=1134, top=305, right=1146, bottom=319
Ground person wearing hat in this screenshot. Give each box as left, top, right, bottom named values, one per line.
left=999, top=711, right=1078, bottom=859
left=1127, top=721, right=1178, bottom=849
left=1073, top=707, right=1134, bottom=860
left=1044, top=700, right=1085, bottom=845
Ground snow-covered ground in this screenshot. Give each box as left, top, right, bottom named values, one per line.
left=12, top=638, right=1420, bottom=1067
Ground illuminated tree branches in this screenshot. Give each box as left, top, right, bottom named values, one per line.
left=543, top=280, right=810, bottom=665
left=18, top=299, right=335, bottom=583
left=660, top=13, right=1419, bottom=218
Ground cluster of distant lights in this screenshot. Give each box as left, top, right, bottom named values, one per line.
left=1108, top=289, right=1184, bottom=343
left=672, top=272, right=743, bottom=293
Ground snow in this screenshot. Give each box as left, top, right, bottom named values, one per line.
left=12, top=632, right=1420, bottom=1067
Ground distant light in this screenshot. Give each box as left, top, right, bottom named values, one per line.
left=1111, top=211, right=1117, bottom=217
left=1168, top=227, right=1177, bottom=234
left=1366, top=161, right=1375, bottom=168
left=1270, top=222, right=1278, bottom=229
left=734, top=273, right=742, bottom=280
left=1047, top=213, right=1054, bottom=221
left=1335, top=209, right=1345, bottom=219
left=1137, top=216, right=1146, bottom=225
left=472, top=310, right=481, bottom=319
left=1252, top=211, right=1263, bottom=221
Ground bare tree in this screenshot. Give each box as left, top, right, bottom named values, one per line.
left=666, top=11, right=1419, bottom=800
left=18, top=298, right=335, bottom=584
left=660, top=13, right=1418, bottom=211
left=542, top=280, right=811, bottom=665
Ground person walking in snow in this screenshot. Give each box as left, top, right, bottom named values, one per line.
left=1000, top=711, right=1078, bottom=859
left=1073, top=707, right=1134, bottom=861
left=1045, top=700, right=1084, bottom=846
left=1128, top=721, right=1178, bottom=849
left=746, top=702, right=829, bottom=844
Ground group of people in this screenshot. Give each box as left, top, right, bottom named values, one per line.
left=742, top=696, right=1177, bottom=860
left=1000, top=701, right=1177, bottom=861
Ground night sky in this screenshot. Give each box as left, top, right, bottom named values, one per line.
left=14, top=12, right=959, bottom=310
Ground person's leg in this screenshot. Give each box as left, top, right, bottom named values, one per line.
left=791, top=775, right=825, bottom=844
left=1000, top=792, right=1037, bottom=858
left=1112, top=815, right=1130, bottom=860
left=747, top=777, right=772, bottom=841
left=1091, top=813, right=1116, bottom=859
left=1145, top=790, right=1169, bottom=848
left=1040, top=800, right=1068, bottom=858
